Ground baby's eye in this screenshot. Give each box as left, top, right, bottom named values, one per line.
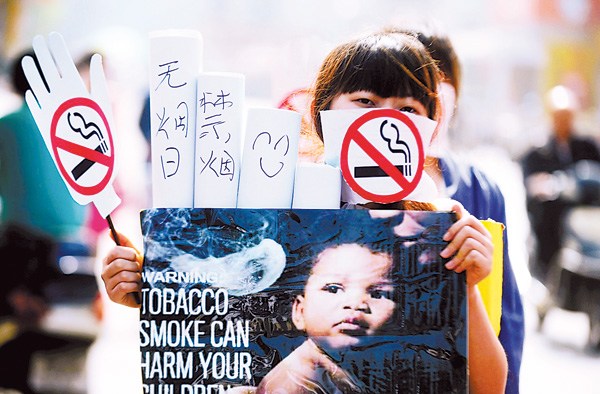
left=370, top=287, right=393, bottom=300
left=322, top=284, right=344, bottom=294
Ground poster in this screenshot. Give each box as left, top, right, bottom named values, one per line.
left=139, top=208, right=467, bottom=394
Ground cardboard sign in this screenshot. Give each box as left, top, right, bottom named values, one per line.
left=139, top=208, right=467, bottom=394
left=22, top=32, right=120, bottom=218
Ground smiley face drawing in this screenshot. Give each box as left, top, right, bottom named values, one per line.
left=252, top=131, right=290, bottom=178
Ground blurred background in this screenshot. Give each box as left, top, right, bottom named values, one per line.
left=1, top=0, right=600, bottom=393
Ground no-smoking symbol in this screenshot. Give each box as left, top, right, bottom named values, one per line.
left=50, top=97, right=115, bottom=197
left=340, top=108, right=424, bottom=204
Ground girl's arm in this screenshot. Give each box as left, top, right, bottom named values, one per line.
left=101, top=232, right=143, bottom=308
left=441, top=201, right=508, bottom=394
left=466, top=285, right=508, bottom=394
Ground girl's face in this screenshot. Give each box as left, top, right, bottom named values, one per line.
left=330, top=90, right=428, bottom=117
left=292, top=244, right=395, bottom=351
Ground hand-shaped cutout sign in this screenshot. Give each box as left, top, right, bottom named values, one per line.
left=22, top=32, right=120, bottom=218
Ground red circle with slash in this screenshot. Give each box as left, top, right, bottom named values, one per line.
left=50, top=97, right=114, bottom=196
left=340, top=108, right=424, bottom=203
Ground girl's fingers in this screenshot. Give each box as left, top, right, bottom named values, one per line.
left=102, top=247, right=139, bottom=275
left=440, top=203, right=494, bottom=286
left=443, top=211, right=489, bottom=244
left=444, top=237, right=489, bottom=270
left=106, top=267, right=141, bottom=288
left=109, top=284, right=141, bottom=308
left=106, top=277, right=139, bottom=297
left=101, top=232, right=143, bottom=308
left=442, top=224, right=493, bottom=260
left=102, top=257, right=141, bottom=294
left=447, top=248, right=487, bottom=272
left=101, top=242, right=143, bottom=308
left=102, top=260, right=142, bottom=308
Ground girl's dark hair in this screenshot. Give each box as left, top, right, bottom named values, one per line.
left=414, top=32, right=461, bottom=96
left=386, top=24, right=462, bottom=98
left=311, top=30, right=441, bottom=141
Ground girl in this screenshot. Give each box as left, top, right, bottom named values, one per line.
left=102, top=27, right=507, bottom=393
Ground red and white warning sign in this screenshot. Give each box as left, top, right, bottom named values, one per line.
left=50, top=97, right=115, bottom=197
left=22, top=33, right=121, bottom=218
left=340, top=108, right=425, bottom=204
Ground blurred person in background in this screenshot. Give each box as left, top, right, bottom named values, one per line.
left=521, top=85, right=600, bottom=284
left=0, top=49, right=91, bottom=393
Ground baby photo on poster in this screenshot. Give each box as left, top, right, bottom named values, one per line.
left=138, top=208, right=467, bottom=394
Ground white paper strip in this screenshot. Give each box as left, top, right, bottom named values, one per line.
left=428, top=82, right=455, bottom=158
left=194, top=72, right=245, bottom=208
left=148, top=30, right=202, bottom=208
left=292, top=162, right=341, bottom=209
left=237, top=108, right=301, bottom=209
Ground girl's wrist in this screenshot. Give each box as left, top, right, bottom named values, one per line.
left=467, top=284, right=481, bottom=298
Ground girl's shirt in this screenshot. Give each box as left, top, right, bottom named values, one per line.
left=440, top=154, right=524, bottom=394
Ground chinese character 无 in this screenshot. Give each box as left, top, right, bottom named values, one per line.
left=155, top=60, right=187, bottom=91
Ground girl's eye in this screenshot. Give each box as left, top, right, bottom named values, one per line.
left=323, top=284, right=343, bottom=294
left=399, top=106, right=417, bottom=114
left=354, top=98, right=374, bottom=106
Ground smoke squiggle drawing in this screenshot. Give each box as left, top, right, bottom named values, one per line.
left=142, top=208, right=285, bottom=296
left=168, top=238, right=286, bottom=296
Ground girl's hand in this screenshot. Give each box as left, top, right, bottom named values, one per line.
left=440, top=201, right=493, bottom=287
left=101, top=232, right=143, bottom=308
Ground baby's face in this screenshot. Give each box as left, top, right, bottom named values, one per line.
left=293, top=243, right=395, bottom=351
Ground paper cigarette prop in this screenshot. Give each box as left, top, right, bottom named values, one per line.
left=21, top=32, right=121, bottom=219
left=292, top=162, right=341, bottom=209
left=237, top=108, right=301, bottom=209
left=194, top=72, right=245, bottom=208
left=149, top=30, right=202, bottom=208
left=320, top=108, right=438, bottom=204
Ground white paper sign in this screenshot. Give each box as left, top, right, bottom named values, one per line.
left=237, top=108, right=301, bottom=208
left=21, top=32, right=121, bottom=218
left=320, top=108, right=438, bottom=204
left=428, top=82, right=456, bottom=158
left=292, top=162, right=341, bottom=209
left=149, top=30, right=202, bottom=208
left=194, top=72, right=245, bottom=208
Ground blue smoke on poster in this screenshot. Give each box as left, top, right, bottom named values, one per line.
left=139, top=208, right=467, bottom=394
